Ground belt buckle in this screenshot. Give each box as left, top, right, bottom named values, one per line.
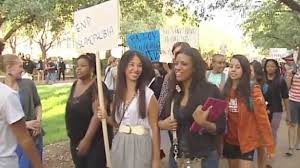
left=126, top=125, right=132, bottom=134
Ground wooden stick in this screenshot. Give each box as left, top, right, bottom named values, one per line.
left=96, top=53, right=112, bottom=168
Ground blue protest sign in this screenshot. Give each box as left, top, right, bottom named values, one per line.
left=127, top=30, right=160, bottom=61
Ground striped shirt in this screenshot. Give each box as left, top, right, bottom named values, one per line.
left=289, top=74, right=300, bottom=102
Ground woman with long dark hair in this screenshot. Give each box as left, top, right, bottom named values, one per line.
left=158, top=42, right=191, bottom=167
left=65, top=53, right=112, bottom=168
left=223, top=55, right=275, bottom=168
left=250, top=60, right=269, bottom=168
left=98, top=50, right=160, bottom=168
left=161, top=47, right=226, bottom=168
left=264, top=59, right=289, bottom=142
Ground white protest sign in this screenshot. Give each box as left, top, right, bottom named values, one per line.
left=74, top=0, right=120, bottom=53
left=160, top=28, right=199, bottom=63
left=269, top=48, right=288, bottom=60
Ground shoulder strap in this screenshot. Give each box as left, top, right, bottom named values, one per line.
left=104, top=66, right=112, bottom=82
left=117, top=93, right=136, bottom=127
left=170, top=100, right=179, bottom=160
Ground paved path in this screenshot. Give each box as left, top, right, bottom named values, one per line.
left=160, top=112, right=300, bottom=168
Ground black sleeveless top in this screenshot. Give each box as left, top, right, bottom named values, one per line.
left=65, top=80, right=112, bottom=144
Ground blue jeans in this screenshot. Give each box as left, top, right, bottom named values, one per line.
left=16, top=135, right=43, bottom=168
left=46, top=72, right=56, bottom=84
left=169, top=150, right=219, bottom=168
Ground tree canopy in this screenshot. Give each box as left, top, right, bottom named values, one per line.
left=242, top=0, right=300, bottom=51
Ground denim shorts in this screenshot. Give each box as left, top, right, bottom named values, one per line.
left=289, top=100, right=300, bottom=124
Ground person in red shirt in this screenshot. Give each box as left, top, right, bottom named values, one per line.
left=223, top=55, right=275, bottom=168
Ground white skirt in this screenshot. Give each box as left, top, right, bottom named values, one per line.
left=111, top=132, right=152, bottom=168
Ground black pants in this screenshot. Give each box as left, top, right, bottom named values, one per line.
left=58, top=70, right=65, bottom=80
left=70, top=140, right=106, bottom=168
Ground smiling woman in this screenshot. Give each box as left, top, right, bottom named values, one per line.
left=161, top=47, right=226, bottom=168
left=97, top=50, right=161, bottom=168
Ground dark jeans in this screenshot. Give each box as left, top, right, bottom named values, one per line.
left=70, top=140, right=106, bottom=168
left=58, top=70, right=65, bottom=80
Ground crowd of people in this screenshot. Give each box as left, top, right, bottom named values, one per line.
left=17, top=53, right=67, bottom=84
left=1, top=40, right=300, bottom=168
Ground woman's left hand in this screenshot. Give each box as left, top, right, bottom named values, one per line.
left=192, top=105, right=212, bottom=125
left=76, top=138, right=92, bottom=156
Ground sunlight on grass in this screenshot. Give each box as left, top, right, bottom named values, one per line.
left=38, top=84, right=71, bottom=145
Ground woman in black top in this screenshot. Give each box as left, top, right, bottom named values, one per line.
left=264, top=59, right=289, bottom=140
left=65, top=53, right=111, bottom=168
left=161, top=48, right=226, bottom=168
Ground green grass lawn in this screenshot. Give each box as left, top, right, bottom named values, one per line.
left=38, top=84, right=71, bottom=145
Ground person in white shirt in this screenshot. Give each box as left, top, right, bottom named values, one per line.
left=0, top=83, right=42, bottom=168
left=206, top=54, right=227, bottom=92
left=0, top=53, right=42, bottom=168
left=104, top=57, right=118, bottom=101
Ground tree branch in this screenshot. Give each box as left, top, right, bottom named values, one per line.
left=45, top=31, right=61, bottom=51
left=280, top=0, right=300, bottom=13
left=3, top=16, right=34, bottom=41
left=38, top=25, right=47, bottom=47
left=46, top=40, right=55, bottom=51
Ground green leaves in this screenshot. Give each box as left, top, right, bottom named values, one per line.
left=242, top=1, right=300, bottom=51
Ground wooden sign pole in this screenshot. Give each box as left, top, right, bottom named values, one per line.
left=96, top=53, right=112, bottom=168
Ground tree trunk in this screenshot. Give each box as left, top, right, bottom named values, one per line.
left=11, top=46, right=16, bottom=54
left=40, top=43, right=47, bottom=60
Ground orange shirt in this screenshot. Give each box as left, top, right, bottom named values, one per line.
left=225, top=91, right=240, bottom=145
left=225, top=85, right=275, bottom=155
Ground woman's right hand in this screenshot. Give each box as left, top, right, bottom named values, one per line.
left=96, top=106, right=107, bottom=120
left=158, top=116, right=177, bottom=131
left=25, top=120, right=40, bottom=131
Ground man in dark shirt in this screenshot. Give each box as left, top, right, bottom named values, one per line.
left=23, top=55, right=35, bottom=74
left=23, top=54, right=36, bottom=80
left=58, top=57, right=66, bottom=80
left=45, top=59, right=57, bottom=84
